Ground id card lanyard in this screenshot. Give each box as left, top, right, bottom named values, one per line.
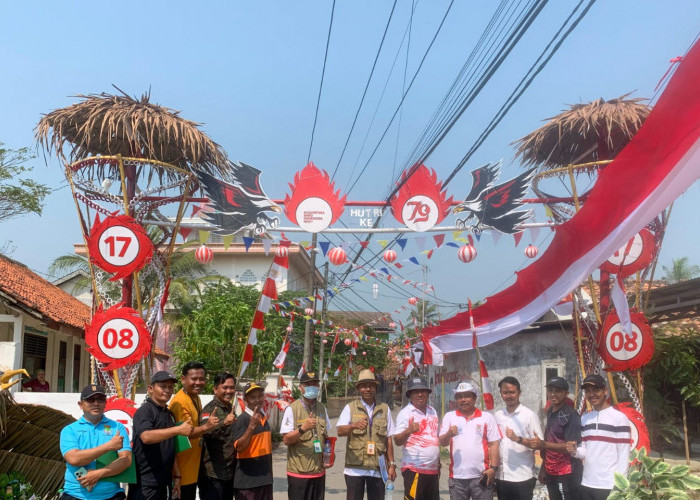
left=302, top=399, right=323, bottom=453
left=366, top=402, right=376, bottom=455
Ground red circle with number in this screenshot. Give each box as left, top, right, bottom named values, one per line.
left=598, top=312, right=654, bottom=371
left=87, top=213, right=154, bottom=280
left=86, top=303, right=152, bottom=370
left=599, top=229, right=655, bottom=277
left=105, top=397, right=137, bottom=439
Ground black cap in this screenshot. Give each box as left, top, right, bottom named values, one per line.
left=150, top=371, right=178, bottom=384
left=299, top=371, right=320, bottom=384
left=582, top=374, right=606, bottom=388
left=244, top=382, right=264, bottom=395
left=80, top=384, right=106, bottom=400
left=405, top=377, right=431, bottom=397
left=545, top=376, right=569, bottom=391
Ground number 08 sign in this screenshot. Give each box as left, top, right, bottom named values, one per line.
left=87, top=213, right=154, bottom=280
left=86, top=303, right=152, bottom=370
left=598, top=312, right=654, bottom=372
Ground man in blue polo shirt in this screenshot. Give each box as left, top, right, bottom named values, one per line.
left=60, top=384, right=132, bottom=500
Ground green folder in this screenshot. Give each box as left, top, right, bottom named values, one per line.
left=174, top=422, right=192, bottom=453
left=96, top=451, right=137, bottom=484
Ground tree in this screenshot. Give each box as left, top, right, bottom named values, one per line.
left=0, top=144, right=50, bottom=223
left=408, top=299, right=440, bottom=329
left=661, top=257, right=700, bottom=283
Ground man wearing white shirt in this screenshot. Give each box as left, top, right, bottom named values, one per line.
left=494, top=376, right=543, bottom=500
left=439, top=382, right=501, bottom=500
left=566, top=374, right=631, bottom=500
left=393, top=377, right=440, bottom=500
left=337, top=369, right=396, bottom=500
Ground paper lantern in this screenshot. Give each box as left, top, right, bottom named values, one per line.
left=195, top=244, right=214, bottom=264
left=304, top=308, right=314, bottom=316
left=286, top=326, right=293, bottom=333
left=458, top=244, right=477, bottom=263
left=408, top=297, right=419, bottom=305
left=362, top=351, right=367, bottom=356
left=524, top=244, right=539, bottom=259
left=275, top=246, right=289, bottom=258
left=383, top=249, right=397, bottom=263
left=328, top=247, right=347, bottom=265
left=322, top=339, right=328, bottom=344
left=389, top=322, right=396, bottom=329
left=344, top=338, right=352, bottom=346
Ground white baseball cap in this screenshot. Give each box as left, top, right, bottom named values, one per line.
left=454, top=381, right=479, bottom=398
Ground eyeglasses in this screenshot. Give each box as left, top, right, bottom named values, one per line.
left=84, top=396, right=107, bottom=403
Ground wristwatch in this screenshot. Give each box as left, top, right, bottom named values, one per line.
left=517, top=436, right=523, bottom=444
left=388, top=462, right=397, bottom=467
left=297, top=424, right=304, bottom=433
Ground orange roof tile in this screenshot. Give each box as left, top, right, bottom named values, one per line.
left=0, top=255, right=90, bottom=330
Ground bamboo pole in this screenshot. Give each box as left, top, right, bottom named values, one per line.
left=682, top=400, right=691, bottom=465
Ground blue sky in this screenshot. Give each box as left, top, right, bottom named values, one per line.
left=1, top=1, right=700, bottom=320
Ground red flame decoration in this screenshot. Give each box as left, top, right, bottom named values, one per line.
left=390, top=165, right=454, bottom=225
left=284, top=162, right=347, bottom=226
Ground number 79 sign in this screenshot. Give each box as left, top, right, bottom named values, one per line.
left=86, top=303, right=152, bottom=370
left=87, top=213, right=154, bottom=280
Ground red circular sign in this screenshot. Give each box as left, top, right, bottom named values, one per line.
left=88, top=213, right=154, bottom=280
left=86, top=303, right=152, bottom=370
left=105, top=397, right=138, bottom=440
left=614, top=402, right=650, bottom=453
left=598, top=312, right=654, bottom=371
left=599, top=229, right=655, bottom=277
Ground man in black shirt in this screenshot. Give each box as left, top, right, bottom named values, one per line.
left=129, top=371, right=193, bottom=500
left=201, top=373, right=238, bottom=500
left=231, top=382, right=273, bottom=500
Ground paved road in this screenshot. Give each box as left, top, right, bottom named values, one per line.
left=271, top=418, right=450, bottom=499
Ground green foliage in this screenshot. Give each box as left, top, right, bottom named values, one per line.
left=609, top=448, right=700, bottom=499
left=0, top=471, right=34, bottom=500
left=0, top=144, right=50, bottom=223
left=662, top=257, right=700, bottom=283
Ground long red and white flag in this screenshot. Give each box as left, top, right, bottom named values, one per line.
left=424, top=41, right=700, bottom=353
left=480, top=360, right=494, bottom=410
left=334, top=365, right=342, bottom=377
left=239, top=240, right=291, bottom=378
left=273, top=340, right=290, bottom=370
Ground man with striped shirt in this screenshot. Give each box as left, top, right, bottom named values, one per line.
left=566, top=374, right=631, bottom=500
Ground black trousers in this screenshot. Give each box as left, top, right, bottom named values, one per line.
left=287, top=474, right=326, bottom=500
left=234, top=485, right=273, bottom=500
left=180, top=464, right=210, bottom=500
left=205, top=478, right=234, bottom=500
left=581, top=486, right=611, bottom=500
left=496, top=478, right=537, bottom=500
left=545, top=472, right=582, bottom=500
left=401, top=469, right=440, bottom=500
left=344, top=474, right=385, bottom=500
left=127, top=484, right=169, bottom=500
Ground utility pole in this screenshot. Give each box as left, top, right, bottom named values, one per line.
left=317, top=262, right=329, bottom=402
left=303, top=233, right=318, bottom=369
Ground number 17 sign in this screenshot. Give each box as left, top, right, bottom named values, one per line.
left=87, top=213, right=154, bottom=280
left=86, top=303, right=152, bottom=370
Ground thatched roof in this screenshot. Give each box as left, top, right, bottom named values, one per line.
left=513, top=94, right=650, bottom=169
left=36, top=89, right=232, bottom=180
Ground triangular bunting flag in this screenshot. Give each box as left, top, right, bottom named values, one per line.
left=243, top=237, right=254, bottom=252
left=359, top=241, right=369, bottom=248
left=409, top=257, right=419, bottom=265
left=319, top=241, right=330, bottom=257
left=222, top=234, right=234, bottom=249
left=180, top=227, right=192, bottom=241
left=397, top=238, right=407, bottom=250
left=378, top=240, right=389, bottom=249
left=262, top=238, right=273, bottom=255
left=530, top=226, right=540, bottom=242
left=433, top=234, right=445, bottom=247
left=513, top=232, right=523, bottom=247
left=491, top=231, right=502, bottom=246
left=199, top=230, right=211, bottom=244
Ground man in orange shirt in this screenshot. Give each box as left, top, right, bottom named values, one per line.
left=169, top=362, right=220, bottom=500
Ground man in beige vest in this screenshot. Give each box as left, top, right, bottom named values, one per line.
left=337, top=369, right=396, bottom=500
left=280, top=371, right=332, bottom=500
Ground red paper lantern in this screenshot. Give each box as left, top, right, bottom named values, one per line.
left=389, top=322, right=396, bottom=329
left=328, top=247, right=347, bottom=265
left=408, top=297, right=419, bottom=305
left=195, top=244, right=214, bottom=264
left=362, top=351, right=367, bottom=356
left=458, top=244, right=477, bottom=263
left=304, top=308, right=314, bottom=316
left=524, top=244, right=539, bottom=259
left=344, top=338, right=352, bottom=346
left=275, top=246, right=289, bottom=258
left=322, top=339, right=328, bottom=344
left=286, top=326, right=293, bottom=333
left=383, top=249, right=397, bottom=263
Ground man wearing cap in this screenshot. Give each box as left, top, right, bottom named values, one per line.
left=232, top=382, right=274, bottom=500
left=337, top=369, right=397, bottom=500
left=169, top=362, right=220, bottom=500
left=566, top=374, right=631, bottom=500
left=201, top=373, right=238, bottom=500
left=60, top=385, right=132, bottom=500
left=130, top=371, right=193, bottom=500
left=439, top=382, right=502, bottom=500
left=280, top=371, right=332, bottom=500
left=529, top=377, right=582, bottom=500
left=393, top=377, right=440, bottom=500
left=494, top=376, right=543, bottom=500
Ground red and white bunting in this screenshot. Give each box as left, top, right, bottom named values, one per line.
left=334, top=365, right=342, bottom=377
left=239, top=240, right=291, bottom=378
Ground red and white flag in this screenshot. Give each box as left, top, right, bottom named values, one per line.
left=239, top=240, right=290, bottom=378
left=273, top=340, right=290, bottom=369
left=423, top=40, right=700, bottom=354
left=334, top=365, right=342, bottom=377
left=297, top=362, right=306, bottom=380
left=480, top=360, right=494, bottom=410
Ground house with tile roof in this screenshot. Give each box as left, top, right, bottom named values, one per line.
left=0, top=254, right=91, bottom=392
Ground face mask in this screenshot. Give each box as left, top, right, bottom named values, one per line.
left=303, top=386, right=320, bottom=400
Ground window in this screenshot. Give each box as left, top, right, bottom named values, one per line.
left=22, top=333, right=47, bottom=379
left=73, top=344, right=82, bottom=392
left=541, top=358, right=566, bottom=406
left=57, top=341, right=67, bottom=392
